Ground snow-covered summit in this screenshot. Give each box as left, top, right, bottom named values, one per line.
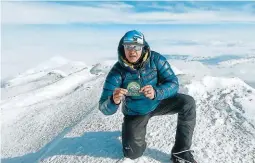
left=2, top=56, right=89, bottom=88
left=188, top=76, right=255, bottom=124
left=90, top=60, right=116, bottom=75
left=1, top=58, right=255, bottom=163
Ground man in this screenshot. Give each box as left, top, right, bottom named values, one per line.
left=99, top=30, right=197, bottom=163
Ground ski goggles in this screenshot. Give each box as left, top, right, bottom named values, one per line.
left=123, top=44, right=144, bottom=51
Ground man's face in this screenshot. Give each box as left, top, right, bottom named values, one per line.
left=123, top=44, right=143, bottom=63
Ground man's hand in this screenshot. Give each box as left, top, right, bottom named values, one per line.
left=140, top=85, right=155, bottom=99
left=113, top=88, right=128, bottom=104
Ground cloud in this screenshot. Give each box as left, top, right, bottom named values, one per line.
left=2, top=1, right=255, bottom=79
left=1, top=2, right=136, bottom=24
left=2, top=1, right=255, bottom=24
left=2, top=25, right=255, bottom=79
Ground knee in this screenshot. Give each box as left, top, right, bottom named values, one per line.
left=185, top=95, right=196, bottom=110
left=181, top=94, right=196, bottom=119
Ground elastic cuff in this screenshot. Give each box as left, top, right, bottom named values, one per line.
left=154, top=88, right=164, bottom=100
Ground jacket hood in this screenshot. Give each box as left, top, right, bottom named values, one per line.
left=117, top=36, right=151, bottom=71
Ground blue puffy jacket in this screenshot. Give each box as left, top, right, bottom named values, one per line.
left=98, top=37, right=179, bottom=115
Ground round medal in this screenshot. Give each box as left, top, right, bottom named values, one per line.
left=127, top=81, right=141, bottom=96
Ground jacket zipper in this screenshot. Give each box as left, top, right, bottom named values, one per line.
left=137, top=70, right=144, bottom=87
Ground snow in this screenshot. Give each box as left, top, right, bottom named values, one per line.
left=1, top=58, right=255, bottom=163
left=187, top=75, right=255, bottom=124
left=186, top=76, right=255, bottom=162
left=209, top=56, right=255, bottom=85
left=1, top=56, right=90, bottom=101
left=218, top=56, right=255, bottom=67
left=90, top=60, right=116, bottom=75
left=169, top=60, right=212, bottom=80
left=3, top=56, right=88, bottom=88
left=169, top=64, right=184, bottom=76
left=24, top=56, right=70, bottom=75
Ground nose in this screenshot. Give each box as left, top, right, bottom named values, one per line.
left=128, top=49, right=136, bottom=54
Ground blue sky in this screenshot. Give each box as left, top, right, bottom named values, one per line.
left=2, top=1, right=255, bottom=25
left=2, top=1, right=255, bottom=79
left=50, top=1, right=255, bottom=14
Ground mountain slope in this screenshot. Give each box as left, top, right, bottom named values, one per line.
left=1, top=59, right=255, bottom=163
